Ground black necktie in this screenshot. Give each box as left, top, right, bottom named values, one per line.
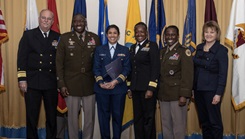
left=43, top=32, right=47, bottom=38
left=79, top=34, right=83, bottom=43
left=135, top=44, right=140, bottom=54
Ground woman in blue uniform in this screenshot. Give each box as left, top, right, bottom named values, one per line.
left=93, top=24, right=131, bottom=139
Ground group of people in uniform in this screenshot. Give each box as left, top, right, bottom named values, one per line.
left=17, top=8, right=228, bottom=139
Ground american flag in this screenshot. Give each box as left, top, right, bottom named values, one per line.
left=0, top=8, right=8, bottom=91
left=0, top=9, right=8, bottom=44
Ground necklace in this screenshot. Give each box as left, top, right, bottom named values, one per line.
left=203, top=45, right=211, bottom=52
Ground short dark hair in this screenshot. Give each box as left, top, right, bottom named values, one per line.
left=164, top=25, right=179, bottom=35
left=106, top=24, right=120, bottom=35
left=73, top=13, right=86, bottom=18
left=134, top=22, right=147, bottom=31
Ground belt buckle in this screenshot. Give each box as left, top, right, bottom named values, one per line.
left=81, top=68, right=85, bottom=73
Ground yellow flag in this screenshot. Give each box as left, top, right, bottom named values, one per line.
left=122, top=0, right=141, bottom=130
left=125, top=0, right=141, bottom=48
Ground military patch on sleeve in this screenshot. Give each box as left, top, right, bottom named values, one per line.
left=185, top=49, right=191, bottom=56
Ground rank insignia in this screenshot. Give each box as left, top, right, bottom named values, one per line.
left=68, top=38, right=75, bottom=45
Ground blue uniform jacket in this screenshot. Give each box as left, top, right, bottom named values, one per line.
left=193, top=41, right=228, bottom=95
left=93, top=43, right=131, bottom=95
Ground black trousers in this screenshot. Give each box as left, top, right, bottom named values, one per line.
left=194, top=91, right=223, bottom=139
left=132, top=91, right=156, bottom=139
left=25, top=88, right=58, bottom=139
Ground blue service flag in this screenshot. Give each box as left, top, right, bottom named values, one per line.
left=98, top=0, right=109, bottom=45
left=182, top=0, right=196, bottom=53
left=73, top=0, right=87, bottom=17
left=148, top=0, right=166, bottom=49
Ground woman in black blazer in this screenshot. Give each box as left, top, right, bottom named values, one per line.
left=193, top=21, right=228, bottom=139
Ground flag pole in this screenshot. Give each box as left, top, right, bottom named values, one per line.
left=235, top=110, right=240, bottom=139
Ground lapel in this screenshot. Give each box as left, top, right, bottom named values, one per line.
left=205, top=41, right=220, bottom=65
left=83, top=32, right=88, bottom=45
left=70, top=32, right=84, bottom=50
left=103, top=44, right=111, bottom=60
left=135, top=39, right=148, bottom=55
left=112, top=44, right=122, bottom=60
left=34, top=28, right=52, bottom=52
left=80, top=31, right=93, bottom=47
left=130, top=43, right=137, bottom=54
left=134, top=40, right=145, bottom=56
left=70, top=31, right=85, bottom=49
left=34, top=28, right=46, bottom=45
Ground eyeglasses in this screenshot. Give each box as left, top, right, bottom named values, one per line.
left=40, top=16, right=53, bottom=21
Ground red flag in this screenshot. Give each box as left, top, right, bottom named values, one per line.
left=204, top=0, right=218, bottom=23
left=47, top=0, right=67, bottom=113
left=48, top=0, right=60, bottom=33
left=0, top=9, right=8, bottom=92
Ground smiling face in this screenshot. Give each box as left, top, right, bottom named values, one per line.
left=202, top=21, right=221, bottom=41
left=72, top=14, right=87, bottom=34
left=39, top=10, right=54, bottom=32
left=134, top=24, right=148, bottom=43
left=204, top=27, right=218, bottom=44
left=164, top=27, right=179, bottom=46
left=106, top=27, right=119, bottom=44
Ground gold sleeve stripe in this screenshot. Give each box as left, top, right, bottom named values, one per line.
left=17, top=71, right=26, bottom=78
left=149, top=81, right=157, bottom=88
left=127, top=81, right=131, bottom=86
left=118, top=74, right=126, bottom=81
left=95, top=76, right=103, bottom=82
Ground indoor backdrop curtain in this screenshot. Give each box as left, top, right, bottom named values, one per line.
left=0, top=0, right=243, bottom=138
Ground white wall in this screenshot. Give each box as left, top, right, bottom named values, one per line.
left=86, top=0, right=147, bottom=45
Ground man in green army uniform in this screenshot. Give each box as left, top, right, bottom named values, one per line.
left=56, top=14, right=101, bottom=139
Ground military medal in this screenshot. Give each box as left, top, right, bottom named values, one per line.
left=169, top=53, right=179, bottom=60
left=88, top=37, right=96, bottom=45
left=52, top=40, right=58, bottom=46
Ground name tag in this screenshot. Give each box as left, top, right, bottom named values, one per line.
left=68, top=46, right=75, bottom=49
left=117, top=53, right=125, bottom=57
left=99, top=54, right=106, bottom=56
